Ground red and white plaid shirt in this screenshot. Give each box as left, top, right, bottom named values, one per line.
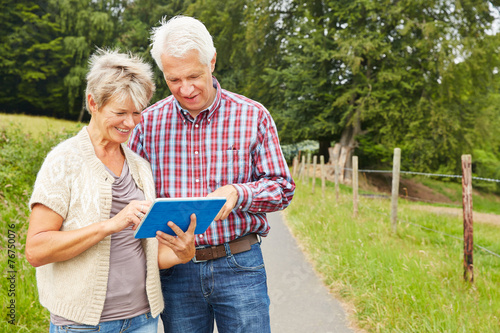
left=128, top=78, right=295, bottom=246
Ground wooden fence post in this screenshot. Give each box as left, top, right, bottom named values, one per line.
left=334, top=150, right=340, bottom=202
left=295, top=150, right=302, bottom=179
left=306, top=152, right=311, bottom=185
left=462, top=154, right=474, bottom=283
left=299, top=155, right=306, bottom=182
left=320, top=155, right=326, bottom=198
left=339, top=146, right=349, bottom=183
left=391, top=148, right=401, bottom=232
left=353, top=156, right=358, bottom=218
left=312, top=155, right=317, bottom=193
left=292, top=156, right=299, bottom=178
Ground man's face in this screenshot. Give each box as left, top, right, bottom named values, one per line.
left=161, top=49, right=216, bottom=117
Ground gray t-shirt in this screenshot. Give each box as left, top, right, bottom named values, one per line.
left=51, top=161, right=150, bottom=325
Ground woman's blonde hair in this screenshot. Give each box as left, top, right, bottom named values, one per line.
left=85, top=49, right=155, bottom=113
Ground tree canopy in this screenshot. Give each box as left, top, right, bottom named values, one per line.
left=266, top=0, right=500, bottom=172
left=1, top=0, right=499, bottom=182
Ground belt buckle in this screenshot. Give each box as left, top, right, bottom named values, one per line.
left=192, top=246, right=210, bottom=263
left=192, top=254, right=208, bottom=263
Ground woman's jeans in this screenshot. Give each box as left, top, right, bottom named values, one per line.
left=49, top=312, right=158, bottom=332
left=160, top=242, right=271, bottom=333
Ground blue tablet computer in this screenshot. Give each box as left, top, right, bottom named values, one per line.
left=133, top=197, right=227, bottom=238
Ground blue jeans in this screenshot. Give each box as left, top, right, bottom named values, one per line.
left=49, top=312, right=158, bottom=332
left=160, top=242, right=270, bottom=333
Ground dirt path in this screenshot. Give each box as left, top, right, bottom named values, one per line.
left=410, top=206, right=500, bottom=226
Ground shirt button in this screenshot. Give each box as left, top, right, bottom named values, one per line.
left=195, top=179, right=200, bottom=183
left=195, top=151, right=198, bottom=155
left=195, top=124, right=199, bottom=128
left=199, top=235, right=203, bottom=239
left=239, top=206, right=243, bottom=209
left=258, top=209, right=262, bottom=212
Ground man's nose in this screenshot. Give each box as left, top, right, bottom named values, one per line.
left=180, top=82, right=194, bottom=96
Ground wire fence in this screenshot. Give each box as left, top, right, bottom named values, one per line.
left=362, top=201, right=500, bottom=259
left=345, top=168, right=500, bottom=183
left=293, top=152, right=500, bottom=261
left=353, top=167, right=500, bottom=259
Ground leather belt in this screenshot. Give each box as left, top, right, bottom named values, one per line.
left=193, top=234, right=259, bottom=263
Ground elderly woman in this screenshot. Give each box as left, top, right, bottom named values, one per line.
left=25, top=49, right=195, bottom=332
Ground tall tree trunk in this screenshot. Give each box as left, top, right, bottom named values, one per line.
left=339, top=109, right=362, bottom=181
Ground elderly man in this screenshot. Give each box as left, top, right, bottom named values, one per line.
left=128, top=15, right=295, bottom=333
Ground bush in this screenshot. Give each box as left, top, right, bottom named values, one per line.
left=281, top=140, right=319, bottom=164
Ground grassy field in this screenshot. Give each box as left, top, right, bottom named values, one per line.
left=0, top=113, right=83, bottom=138
left=0, top=115, right=83, bottom=332
left=1, top=113, right=499, bottom=332
left=284, top=180, right=500, bottom=332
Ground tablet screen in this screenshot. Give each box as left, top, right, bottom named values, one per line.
left=133, top=197, right=226, bottom=238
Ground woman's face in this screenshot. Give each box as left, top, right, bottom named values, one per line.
left=92, top=96, right=141, bottom=145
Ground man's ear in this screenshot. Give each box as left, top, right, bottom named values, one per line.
left=210, top=53, right=217, bottom=73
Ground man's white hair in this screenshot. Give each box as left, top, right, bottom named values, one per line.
left=150, top=15, right=216, bottom=71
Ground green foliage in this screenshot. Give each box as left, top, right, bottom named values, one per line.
left=51, top=0, right=124, bottom=119
left=285, top=181, right=500, bottom=332
left=0, top=0, right=69, bottom=116
left=0, top=121, right=80, bottom=205
left=473, top=149, right=500, bottom=193
left=266, top=0, right=500, bottom=174
left=1, top=0, right=500, bottom=180
left=0, top=121, right=81, bottom=331
left=116, top=0, right=193, bottom=104
left=185, top=0, right=294, bottom=106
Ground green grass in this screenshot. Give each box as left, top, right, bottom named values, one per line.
left=284, top=179, right=500, bottom=332
left=0, top=117, right=83, bottom=331
left=2, top=114, right=500, bottom=331
left=0, top=113, right=83, bottom=139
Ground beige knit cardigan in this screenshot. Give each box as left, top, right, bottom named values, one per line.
left=29, top=127, right=163, bottom=325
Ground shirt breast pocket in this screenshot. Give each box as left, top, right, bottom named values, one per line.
left=208, top=149, right=252, bottom=191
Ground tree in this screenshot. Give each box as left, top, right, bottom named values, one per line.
left=0, top=0, right=126, bottom=119
left=0, top=0, right=68, bottom=116
left=49, top=0, right=123, bottom=120
left=116, top=0, right=194, bottom=104
left=185, top=0, right=297, bottom=107
left=265, top=0, right=500, bottom=171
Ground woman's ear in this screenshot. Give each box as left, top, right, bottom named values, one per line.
left=87, top=94, right=97, bottom=114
